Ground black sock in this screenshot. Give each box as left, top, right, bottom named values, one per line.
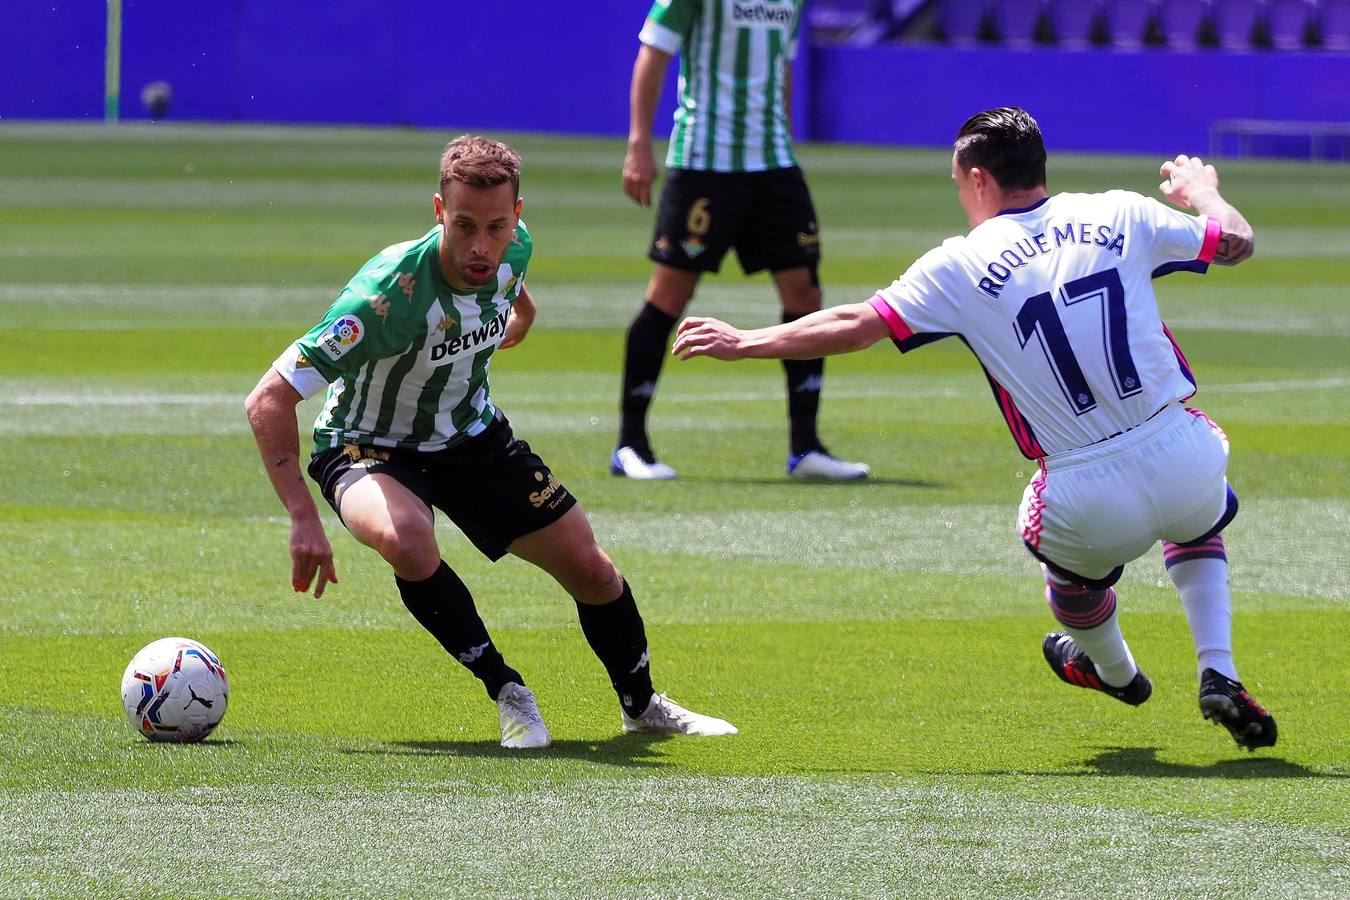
left=619, top=302, right=678, bottom=457
left=395, top=561, right=522, bottom=700
left=781, top=312, right=825, bottom=456
left=574, top=581, right=654, bottom=718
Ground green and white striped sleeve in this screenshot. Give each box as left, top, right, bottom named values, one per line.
left=640, top=0, right=699, bottom=53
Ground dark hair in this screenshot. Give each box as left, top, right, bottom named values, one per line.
left=439, top=135, right=521, bottom=198
left=954, top=107, right=1047, bottom=191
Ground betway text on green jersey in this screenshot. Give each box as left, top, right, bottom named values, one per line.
left=641, top=0, right=801, bottom=173
left=272, top=223, right=529, bottom=453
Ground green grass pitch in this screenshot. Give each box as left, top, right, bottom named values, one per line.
left=1, top=123, right=1346, bottom=897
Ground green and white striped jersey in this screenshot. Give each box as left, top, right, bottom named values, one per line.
left=641, top=0, right=801, bottom=173
left=272, top=223, right=530, bottom=453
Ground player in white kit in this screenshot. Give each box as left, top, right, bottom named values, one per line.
left=672, top=108, right=1276, bottom=750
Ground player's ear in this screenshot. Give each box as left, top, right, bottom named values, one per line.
left=433, top=192, right=446, bottom=223
left=970, top=167, right=994, bottom=199
left=514, top=196, right=524, bottom=220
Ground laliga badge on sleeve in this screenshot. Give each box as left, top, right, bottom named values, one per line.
left=319, top=315, right=365, bottom=361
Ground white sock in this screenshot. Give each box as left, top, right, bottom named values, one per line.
left=1168, top=556, right=1238, bottom=681
left=1065, top=614, right=1138, bottom=688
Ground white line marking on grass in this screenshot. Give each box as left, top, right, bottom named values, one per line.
left=0, top=780, right=1342, bottom=897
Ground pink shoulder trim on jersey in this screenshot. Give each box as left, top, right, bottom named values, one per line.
left=1197, top=215, right=1222, bottom=263
left=867, top=295, right=914, bottom=341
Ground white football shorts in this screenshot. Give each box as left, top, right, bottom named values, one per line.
left=1017, top=403, right=1234, bottom=586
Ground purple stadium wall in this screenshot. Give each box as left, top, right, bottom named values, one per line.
left=3, top=0, right=1348, bottom=156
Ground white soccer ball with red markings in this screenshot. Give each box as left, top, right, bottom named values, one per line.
left=120, top=637, right=229, bottom=742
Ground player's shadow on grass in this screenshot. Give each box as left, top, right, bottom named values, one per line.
left=342, top=733, right=677, bottom=768
left=961, top=746, right=1342, bottom=779
left=1078, top=746, right=1344, bottom=779
left=1031, top=744, right=1339, bottom=782
left=678, top=475, right=944, bottom=489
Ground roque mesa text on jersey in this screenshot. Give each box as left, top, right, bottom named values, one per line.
left=977, top=220, right=1127, bottom=298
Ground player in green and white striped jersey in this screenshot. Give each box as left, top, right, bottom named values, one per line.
left=613, top=0, right=871, bottom=482
left=246, top=136, right=736, bottom=748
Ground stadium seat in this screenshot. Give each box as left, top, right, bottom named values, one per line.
left=1212, top=0, right=1263, bottom=48
left=990, top=0, right=1046, bottom=46
left=1322, top=0, right=1350, bottom=50
left=1267, top=0, right=1314, bottom=49
left=809, top=0, right=889, bottom=42
left=938, top=0, right=990, bottom=45
left=1157, top=0, right=1209, bottom=49
left=1103, top=0, right=1156, bottom=48
left=1047, top=0, right=1103, bottom=48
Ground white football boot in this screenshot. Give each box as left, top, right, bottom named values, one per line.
left=496, top=683, right=551, bottom=749
left=621, top=693, right=738, bottom=736
left=787, top=449, right=871, bottom=481
left=610, top=446, right=677, bottom=480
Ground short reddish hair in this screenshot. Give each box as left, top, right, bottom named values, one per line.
left=439, top=135, right=521, bottom=198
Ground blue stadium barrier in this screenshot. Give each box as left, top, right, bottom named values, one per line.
left=2, top=0, right=1348, bottom=160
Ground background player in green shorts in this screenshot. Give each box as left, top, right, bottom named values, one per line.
left=613, top=0, right=871, bottom=481
left=244, top=136, right=736, bottom=748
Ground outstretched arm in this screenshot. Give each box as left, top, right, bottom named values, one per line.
left=244, top=368, right=338, bottom=598
left=1159, top=154, right=1254, bottom=265
left=672, top=301, right=892, bottom=361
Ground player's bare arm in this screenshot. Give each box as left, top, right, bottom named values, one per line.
left=622, top=45, right=672, bottom=208
left=1159, top=154, right=1254, bottom=265
left=244, top=368, right=339, bottom=598
left=499, top=284, right=536, bottom=350
left=673, top=301, right=892, bottom=361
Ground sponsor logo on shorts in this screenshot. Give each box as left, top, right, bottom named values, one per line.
left=654, top=235, right=672, bottom=257
left=319, top=315, right=364, bottom=361
left=528, top=470, right=564, bottom=509
left=341, top=445, right=390, bottom=464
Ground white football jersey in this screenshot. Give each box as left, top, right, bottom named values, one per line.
left=869, top=191, right=1220, bottom=458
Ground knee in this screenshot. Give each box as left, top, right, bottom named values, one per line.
left=569, top=548, right=622, bottom=604
left=368, top=515, right=439, bottom=581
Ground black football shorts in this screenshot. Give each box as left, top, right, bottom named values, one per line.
left=648, top=165, right=821, bottom=275
left=308, top=414, right=577, bottom=561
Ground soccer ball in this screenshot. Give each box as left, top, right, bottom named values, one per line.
left=120, top=637, right=229, bottom=742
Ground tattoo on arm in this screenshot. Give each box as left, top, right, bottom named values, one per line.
left=1213, top=231, right=1254, bottom=265
left=273, top=456, right=290, bottom=469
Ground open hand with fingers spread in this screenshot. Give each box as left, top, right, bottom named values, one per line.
left=1159, top=154, right=1220, bottom=210
left=672, top=316, right=749, bottom=361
